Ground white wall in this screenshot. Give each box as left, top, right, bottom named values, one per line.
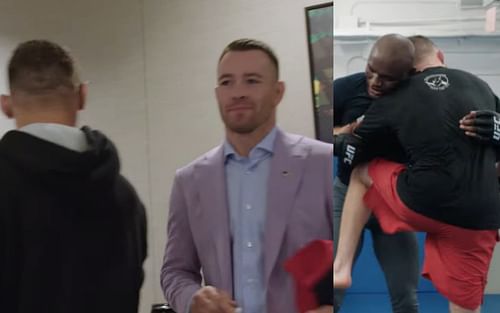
left=0, top=0, right=327, bottom=311
left=335, top=0, right=500, bottom=36
left=334, top=0, right=500, bottom=294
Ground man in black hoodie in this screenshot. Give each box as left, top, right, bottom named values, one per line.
left=0, top=40, right=147, bottom=313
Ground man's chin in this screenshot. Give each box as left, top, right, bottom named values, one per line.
left=227, top=124, right=257, bottom=134
left=368, top=90, right=381, bottom=98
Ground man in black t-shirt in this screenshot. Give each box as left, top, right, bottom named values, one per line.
left=334, top=36, right=500, bottom=313
left=333, top=34, right=419, bottom=313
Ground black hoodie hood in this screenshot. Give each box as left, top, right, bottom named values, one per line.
left=0, top=126, right=146, bottom=313
left=0, top=126, right=120, bottom=186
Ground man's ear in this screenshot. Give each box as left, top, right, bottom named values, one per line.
left=437, top=49, right=445, bottom=65
left=1, top=94, right=13, bottom=118
left=273, top=81, right=285, bottom=107
left=77, top=83, right=88, bottom=111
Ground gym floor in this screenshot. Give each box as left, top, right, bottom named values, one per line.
left=341, top=293, right=500, bottom=313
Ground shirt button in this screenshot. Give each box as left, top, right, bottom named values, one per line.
left=247, top=278, right=255, bottom=283
left=245, top=170, right=251, bottom=175
left=245, top=204, right=252, bottom=210
left=247, top=242, right=253, bottom=248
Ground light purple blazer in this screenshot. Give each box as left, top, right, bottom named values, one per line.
left=161, top=129, right=333, bottom=313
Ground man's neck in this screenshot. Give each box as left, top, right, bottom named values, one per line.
left=15, top=113, right=76, bottom=129
left=415, top=61, right=445, bottom=72
left=226, top=123, right=275, bottom=157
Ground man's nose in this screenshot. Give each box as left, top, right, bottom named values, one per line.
left=371, top=75, right=382, bottom=87
left=231, top=82, right=248, bottom=99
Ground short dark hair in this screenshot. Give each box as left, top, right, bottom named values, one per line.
left=408, top=35, right=437, bottom=65
left=8, top=40, right=80, bottom=94
left=219, top=38, right=280, bottom=79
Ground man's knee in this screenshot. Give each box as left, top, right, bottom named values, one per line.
left=351, top=163, right=372, bottom=187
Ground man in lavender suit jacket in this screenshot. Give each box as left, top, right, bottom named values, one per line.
left=161, top=39, right=333, bottom=313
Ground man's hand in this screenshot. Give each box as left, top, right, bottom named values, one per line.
left=190, top=286, right=238, bottom=313
left=333, top=133, right=364, bottom=167
left=306, top=305, right=334, bottom=313
left=333, top=121, right=359, bottom=136
left=459, top=110, right=500, bottom=144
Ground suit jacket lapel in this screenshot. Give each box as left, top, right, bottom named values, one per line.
left=264, top=130, right=309, bottom=284
left=194, top=146, right=233, bottom=296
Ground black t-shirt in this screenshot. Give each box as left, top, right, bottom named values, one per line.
left=355, top=66, right=500, bottom=230
left=334, top=72, right=406, bottom=184
left=334, top=73, right=372, bottom=184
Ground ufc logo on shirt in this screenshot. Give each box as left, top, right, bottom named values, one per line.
left=494, top=115, right=500, bottom=142
left=343, top=144, right=356, bottom=165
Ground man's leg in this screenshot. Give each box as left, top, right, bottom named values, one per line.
left=333, top=177, right=365, bottom=311
left=449, top=302, right=480, bottom=313
left=333, top=164, right=373, bottom=289
left=370, top=225, right=420, bottom=313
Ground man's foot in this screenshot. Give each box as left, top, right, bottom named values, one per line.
left=333, top=263, right=352, bottom=289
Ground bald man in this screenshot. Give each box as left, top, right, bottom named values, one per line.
left=334, top=35, right=500, bottom=313
left=333, top=34, right=419, bottom=313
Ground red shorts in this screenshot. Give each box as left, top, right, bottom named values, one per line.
left=364, top=159, right=499, bottom=310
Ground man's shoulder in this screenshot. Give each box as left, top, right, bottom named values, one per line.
left=175, top=145, right=223, bottom=176
left=334, top=73, right=369, bottom=111
left=439, top=66, right=475, bottom=78
left=0, top=136, right=19, bottom=175
left=410, top=66, right=485, bottom=87
left=280, top=131, right=332, bottom=155
left=447, top=67, right=491, bottom=87
left=300, top=135, right=332, bottom=153
left=0, top=150, right=24, bottom=197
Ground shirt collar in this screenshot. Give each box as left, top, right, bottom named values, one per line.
left=224, top=127, right=278, bottom=161
left=18, top=122, right=89, bottom=152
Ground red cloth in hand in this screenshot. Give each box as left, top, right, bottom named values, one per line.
left=284, top=240, right=333, bottom=313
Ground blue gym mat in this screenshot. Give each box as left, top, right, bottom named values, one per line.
left=341, top=293, right=500, bottom=312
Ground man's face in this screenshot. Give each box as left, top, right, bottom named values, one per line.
left=215, top=50, right=284, bottom=134
left=365, top=54, right=409, bottom=98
